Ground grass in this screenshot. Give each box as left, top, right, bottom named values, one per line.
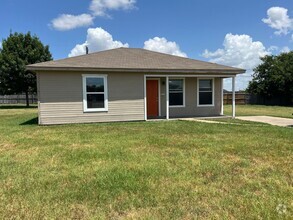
left=0, top=105, right=292, bottom=219
left=224, top=104, right=293, bottom=118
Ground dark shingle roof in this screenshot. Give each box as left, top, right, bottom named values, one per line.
left=27, top=48, right=245, bottom=74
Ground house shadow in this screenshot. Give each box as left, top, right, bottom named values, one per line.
left=20, top=117, right=38, bottom=125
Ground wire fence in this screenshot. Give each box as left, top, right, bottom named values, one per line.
left=0, top=94, right=37, bottom=104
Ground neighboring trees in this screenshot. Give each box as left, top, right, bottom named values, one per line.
left=0, top=32, right=52, bottom=106
left=247, top=51, right=293, bottom=105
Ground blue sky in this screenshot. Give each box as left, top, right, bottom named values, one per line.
left=1, top=0, right=292, bottom=90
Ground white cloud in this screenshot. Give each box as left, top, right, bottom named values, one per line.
left=90, top=0, right=136, bottom=17
left=262, top=7, right=293, bottom=35
left=202, top=33, right=270, bottom=90
left=203, top=33, right=269, bottom=70
left=268, top=45, right=279, bottom=52
left=69, top=27, right=129, bottom=57
left=280, top=46, right=290, bottom=53
left=51, top=14, right=94, bottom=31
left=51, top=0, right=137, bottom=31
left=143, top=37, right=187, bottom=57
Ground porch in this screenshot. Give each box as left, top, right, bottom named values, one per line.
left=144, top=75, right=236, bottom=120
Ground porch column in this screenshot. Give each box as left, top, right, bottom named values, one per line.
left=232, top=76, right=236, bottom=118
left=166, top=76, right=169, bottom=120
left=143, top=75, right=147, bottom=120
left=220, top=78, right=224, bottom=115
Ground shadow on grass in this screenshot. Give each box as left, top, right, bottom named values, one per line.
left=0, top=105, right=37, bottom=109
left=20, top=117, right=38, bottom=125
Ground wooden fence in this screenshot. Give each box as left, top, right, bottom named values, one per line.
left=0, top=94, right=37, bottom=104
left=223, top=92, right=248, bottom=105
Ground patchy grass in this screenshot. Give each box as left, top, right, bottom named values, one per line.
left=0, top=105, right=292, bottom=219
left=224, top=104, right=293, bottom=118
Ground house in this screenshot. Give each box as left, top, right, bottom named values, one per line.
left=27, top=48, right=245, bottom=125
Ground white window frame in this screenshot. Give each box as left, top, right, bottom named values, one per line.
left=169, top=78, right=185, bottom=108
left=82, top=74, right=108, bottom=112
left=197, top=78, right=214, bottom=107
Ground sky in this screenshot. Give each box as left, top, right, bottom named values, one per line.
left=0, top=0, right=292, bottom=90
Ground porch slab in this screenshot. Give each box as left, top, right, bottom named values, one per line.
left=179, top=118, right=228, bottom=124
left=147, top=116, right=230, bottom=123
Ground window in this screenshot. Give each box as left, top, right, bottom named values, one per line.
left=169, top=79, right=184, bottom=107
left=198, top=79, right=214, bottom=106
left=82, top=75, right=108, bottom=112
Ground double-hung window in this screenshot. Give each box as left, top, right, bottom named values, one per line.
left=198, top=78, right=214, bottom=106
left=82, top=75, right=108, bottom=112
left=169, top=78, right=184, bottom=107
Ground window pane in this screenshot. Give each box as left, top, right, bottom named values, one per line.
left=169, top=79, right=183, bottom=91
left=199, top=79, right=212, bottom=92
left=199, top=92, right=212, bottom=105
left=86, top=78, right=104, bottom=92
left=87, top=94, right=105, bottom=109
left=170, top=93, right=183, bottom=106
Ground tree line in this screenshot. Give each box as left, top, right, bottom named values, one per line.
left=0, top=32, right=52, bottom=106
left=247, top=51, right=293, bottom=105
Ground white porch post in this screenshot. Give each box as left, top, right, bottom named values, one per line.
left=232, top=76, right=236, bottom=118
left=166, top=76, right=169, bottom=120
left=221, top=78, right=224, bottom=115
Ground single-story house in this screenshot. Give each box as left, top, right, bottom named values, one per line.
left=27, top=48, right=245, bottom=125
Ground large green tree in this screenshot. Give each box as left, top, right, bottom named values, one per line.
left=0, top=32, right=52, bottom=106
left=247, top=51, right=293, bottom=105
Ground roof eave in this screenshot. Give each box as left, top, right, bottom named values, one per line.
left=26, top=66, right=245, bottom=74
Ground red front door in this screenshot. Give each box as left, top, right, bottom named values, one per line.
left=147, top=80, right=159, bottom=118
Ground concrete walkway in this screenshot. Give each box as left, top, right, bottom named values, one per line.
left=237, top=116, right=293, bottom=127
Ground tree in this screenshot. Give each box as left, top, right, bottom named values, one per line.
left=0, top=32, right=52, bottom=106
left=247, top=51, right=293, bottom=105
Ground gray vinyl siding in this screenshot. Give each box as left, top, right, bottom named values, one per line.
left=38, top=71, right=224, bottom=125
left=38, top=71, right=144, bottom=125
left=144, top=73, right=222, bottom=118
left=156, top=77, right=222, bottom=118
left=169, top=77, right=222, bottom=117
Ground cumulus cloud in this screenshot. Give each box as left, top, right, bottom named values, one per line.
left=69, top=27, right=129, bottom=57
left=203, top=33, right=269, bottom=69
left=50, top=0, right=137, bottom=31
left=262, top=7, right=293, bottom=35
left=50, top=14, right=94, bottom=31
left=202, top=33, right=270, bottom=90
left=143, top=37, right=187, bottom=57
left=90, top=0, right=136, bottom=17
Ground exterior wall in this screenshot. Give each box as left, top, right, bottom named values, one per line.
left=38, top=71, right=224, bottom=125
left=38, top=71, right=144, bottom=125
left=149, top=76, right=222, bottom=118
left=169, top=77, right=222, bottom=117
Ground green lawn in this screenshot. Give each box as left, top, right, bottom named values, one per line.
left=0, top=105, right=292, bottom=219
left=224, top=104, right=293, bottom=118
